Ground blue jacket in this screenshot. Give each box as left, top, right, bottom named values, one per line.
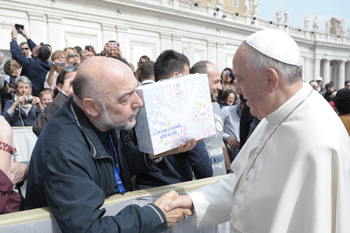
left=135, top=141, right=213, bottom=190
left=24, top=98, right=167, bottom=233
left=10, top=39, right=50, bottom=96
left=2, top=96, right=41, bottom=126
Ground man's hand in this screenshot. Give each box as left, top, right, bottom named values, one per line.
left=227, top=136, right=240, bottom=149
left=164, top=193, right=194, bottom=212
left=19, top=28, right=29, bottom=40
left=111, top=46, right=124, bottom=59
left=11, top=27, right=17, bottom=38
left=149, top=138, right=198, bottom=160
left=155, top=191, right=193, bottom=228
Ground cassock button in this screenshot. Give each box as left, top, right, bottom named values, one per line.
left=245, top=175, right=249, bottom=180
left=234, top=200, right=237, bottom=205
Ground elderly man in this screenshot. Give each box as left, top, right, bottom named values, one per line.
left=25, top=57, right=194, bottom=233
left=166, top=29, right=350, bottom=232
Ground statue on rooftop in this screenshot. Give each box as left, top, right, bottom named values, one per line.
left=304, top=16, right=309, bottom=30
left=313, top=17, right=319, bottom=32
left=284, top=9, right=289, bottom=24
left=276, top=8, right=282, bottom=24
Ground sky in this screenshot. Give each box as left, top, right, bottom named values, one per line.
left=258, top=0, right=350, bottom=32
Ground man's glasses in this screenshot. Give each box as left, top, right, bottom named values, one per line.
left=21, top=48, right=29, bottom=50
left=64, top=66, right=79, bottom=72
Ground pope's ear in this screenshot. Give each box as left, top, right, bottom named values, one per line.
left=266, top=68, right=279, bottom=93
left=83, top=98, right=100, bottom=117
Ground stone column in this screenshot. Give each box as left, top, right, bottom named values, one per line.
left=47, top=16, right=62, bottom=51
left=160, top=33, right=171, bottom=52
left=331, top=61, right=338, bottom=87
left=338, top=60, right=345, bottom=89
left=345, top=61, right=350, bottom=83
left=172, top=35, right=182, bottom=52
left=313, top=58, right=321, bottom=82
left=217, top=42, right=225, bottom=68
left=207, top=41, right=217, bottom=65
left=116, top=25, right=129, bottom=58
left=28, top=13, right=46, bottom=44
left=322, top=59, right=330, bottom=85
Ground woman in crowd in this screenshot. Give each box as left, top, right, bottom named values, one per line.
left=38, top=88, right=54, bottom=108
left=2, top=76, right=43, bottom=126
left=44, top=50, right=67, bottom=90
left=219, top=67, right=235, bottom=101
left=0, top=116, right=25, bottom=214
left=218, top=89, right=237, bottom=108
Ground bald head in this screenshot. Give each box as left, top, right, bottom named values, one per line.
left=73, top=56, right=133, bottom=100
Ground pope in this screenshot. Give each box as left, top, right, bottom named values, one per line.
left=165, top=29, right=350, bottom=233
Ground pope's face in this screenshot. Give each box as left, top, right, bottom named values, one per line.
left=233, top=43, right=267, bottom=119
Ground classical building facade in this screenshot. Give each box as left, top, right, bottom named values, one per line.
left=1, top=0, right=349, bottom=89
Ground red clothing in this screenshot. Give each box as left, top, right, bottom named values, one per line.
left=0, top=169, right=23, bottom=214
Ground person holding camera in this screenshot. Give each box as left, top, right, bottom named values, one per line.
left=44, top=50, right=68, bottom=90
left=2, top=76, right=43, bottom=126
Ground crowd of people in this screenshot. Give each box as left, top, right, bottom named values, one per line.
left=0, top=26, right=349, bottom=233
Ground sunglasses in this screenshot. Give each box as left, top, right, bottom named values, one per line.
left=64, top=66, right=79, bottom=72
left=21, top=48, right=29, bottom=50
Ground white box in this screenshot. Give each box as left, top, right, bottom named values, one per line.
left=135, top=74, right=216, bottom=155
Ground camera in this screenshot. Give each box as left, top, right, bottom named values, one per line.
left=25, top=98, right=33, bottom=104
left=55, top=62, right=66, bottom=67
left=15, top=24, right=24, bottom=34
left=68, top=53, right=77, bottom=58
left=85, top=45, right=90, bottom=51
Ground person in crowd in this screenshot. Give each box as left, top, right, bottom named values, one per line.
left=190, top=60, right=232, bottom=175
left=344, top=80, right=350, bottom=89
left=324, top=82, right=335, bottom=101
left=219, top=67, right=235, bottom=101
left=95, top=41, right=130, bottom=66
left=139, top=60, right=155, bottom=85
left=315, top=76, right=324, bottom=93
left=154, top=50, right=190, bottom=82
left=74, top=46, right=82, bottom=54
left=25, top=57, right=195, bottom=233
left=334, top=88, right=350, bottom=135
left=33, top=66, right=77, bottom=136
left=44, top=50, right=67, bottom=90
left=10, top=27, right=51, bottom=96
left=79, top=45, right=95, bottom=63
left=19, top=42, right=31, bottom=58
left=2, top=76, right=43, bottom=126
left=64, top=47, right=81, bottom=66
left=135, top=50, right=212, bottom=190
left=309, top=80, right=319, bottom=91
left=221, top=95, right=244, bottom=162
left=165, top=29, right=350, bottom=232
left=135, top=55, right=151, bottom=81
left=0, top=116, right=24, bottom=214
left=38, top=88, right=54, bottom=108
left=218, top=89, right=237, bottom=108
left=2, top=59, right=21, bottom=109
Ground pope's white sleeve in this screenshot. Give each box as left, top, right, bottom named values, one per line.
left=188, top=174, right=237, bottom=228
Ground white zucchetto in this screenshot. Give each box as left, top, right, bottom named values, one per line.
left=245, top=29, right=302, bottom=66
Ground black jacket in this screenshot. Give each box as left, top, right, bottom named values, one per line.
left=24, top=98, right=167, bottom=233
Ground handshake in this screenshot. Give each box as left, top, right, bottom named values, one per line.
left=154, top=190, right=193, bottom=228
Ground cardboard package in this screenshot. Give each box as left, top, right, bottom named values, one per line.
left=135, top=74, right=216, bottom=154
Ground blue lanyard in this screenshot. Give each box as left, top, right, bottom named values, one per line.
left=108, top=135, right=126, bottom=193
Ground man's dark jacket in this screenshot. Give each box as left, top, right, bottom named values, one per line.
left=10, top=39, right=50, bottom=96
left=24, top=98, right=167, bottom=233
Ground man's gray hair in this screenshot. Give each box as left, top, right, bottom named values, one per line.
left=15, top=76, right=32, bottom=88
left=245, top=44, right=303, bottom=84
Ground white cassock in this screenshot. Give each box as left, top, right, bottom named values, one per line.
left=189, top=83, right=350, bottom=233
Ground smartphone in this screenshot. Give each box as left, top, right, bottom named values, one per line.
left=68, top=53, right=77, bottom=58
left=55, top=62, right=66, bottom=67
left=15, top=24, right=24, bottom=34
left=85, top=45, right=90, bottom=51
